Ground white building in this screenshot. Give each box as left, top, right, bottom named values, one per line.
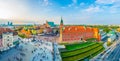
left=2, top=32, right=13, bottom=49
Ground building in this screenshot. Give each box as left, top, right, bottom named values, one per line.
left=36, top=36, right=59, bottom=42
left=59, top=18, right=101, bottom=43
left=43, top=27, right=53, bottom=34
left=8, top=21, right=13, bottom=26
left=0, top=36, right=2, bottom=49
left=107, top=30, right=116, bottom=42
left=0, top=22, right=14, bottom=29
left=42, top=21, right=59, bottom=34
left=0, top=28, right=17, bottom=51
left=46, top=21, right=56, bottom=28
left=2, top=32, right=13, bottom=49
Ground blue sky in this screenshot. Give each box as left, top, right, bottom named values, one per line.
left=0, top=0, right=120, bottom=25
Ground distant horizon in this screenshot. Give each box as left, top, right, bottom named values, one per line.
left=1, top=18, right=120, bottom=25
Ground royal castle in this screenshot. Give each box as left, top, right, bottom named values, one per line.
left=59, top=18, right=101, bottom=43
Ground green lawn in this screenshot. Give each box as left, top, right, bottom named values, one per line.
left=65, top=42, right=95, bottom=51
left=60, top=42, right=104, bottom=61
left=62, top=45, right=104, bottom=61
left=61, top=42, right=96, bottom=53
left=61, top=43, right=101, bottom=57
left=86, top=38, right=97, bottom=41
left=89, top=47, right=105, bottom=58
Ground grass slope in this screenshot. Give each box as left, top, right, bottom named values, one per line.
left=60, top=42, right=104, bottom=61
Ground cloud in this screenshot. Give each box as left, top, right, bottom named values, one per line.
left=42, top=0, right=52, bottom=6
left=72, top=0, right=77, bottom=4
left=96, top=0, right=116, bottom=4
left=0, top=0, right=28, bottom=19
left=85, top=6, right=101, bottom=13
left=68, top=0, right=77, bottom=7
left=82, top=0, right=120, bottom=14
left=61, top=6, right=66, bottom=9
left=81, top=4, right=103, bottom=14
left=79, top=3, right=85, bottom=6
left=0, top=0, right=55, bottom=24
left=0, top=0, right=120, bottom=24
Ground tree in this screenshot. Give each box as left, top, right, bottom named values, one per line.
left=31, top=30, right=37, bottom=35
left=18, top=33, right=26, bottom=38
left=103, top=28, right=111, bottom=33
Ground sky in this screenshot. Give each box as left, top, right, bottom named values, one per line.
left=0, top=0, right=120, bottom=25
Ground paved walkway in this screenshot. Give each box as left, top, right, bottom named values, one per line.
left=0, top=40, right=54, bottom=61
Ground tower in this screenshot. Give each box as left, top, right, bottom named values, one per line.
left=59, top=17, right=64, bottom=43
left=8, top=21, right=9, bottom=26
left=60, top=17, right=63, bottom=27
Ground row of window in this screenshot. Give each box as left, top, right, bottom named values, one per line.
left=63, top=38, right=80, bottom=41
left=62, top=34, right=95, bottom=41
left=62, top=33, right=94, bottom=38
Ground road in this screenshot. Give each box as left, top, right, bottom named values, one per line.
left=107, top=42, right=120, bottom=61
left=91, top=33, right=120, bottom=61
left=106, top=33, right=120, bottom=61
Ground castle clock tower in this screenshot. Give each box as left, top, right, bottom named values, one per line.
left=59, top=17, right=64, bottom=43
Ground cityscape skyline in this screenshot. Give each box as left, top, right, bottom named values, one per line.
left=0, top=0, right=120, bottom=24
left=1, top=0, right=120, bottom=61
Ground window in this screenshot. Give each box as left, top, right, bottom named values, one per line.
left=7, top=39, right=9, bottom=41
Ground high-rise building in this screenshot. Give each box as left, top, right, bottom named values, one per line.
left=8, top=21, right=13, bottom=26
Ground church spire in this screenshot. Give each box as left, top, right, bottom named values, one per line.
left=60, top=17, right=63, bottom=25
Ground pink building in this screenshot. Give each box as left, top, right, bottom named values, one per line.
left=0, top=39, right=3, bottom=48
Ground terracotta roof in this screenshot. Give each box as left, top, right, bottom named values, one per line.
left=0, top=28, right=15, bottom=35
left=86, top=27, right=93, bottom=31
left=92, top=28, right=99, bottom=32
left=62, top=26, right=94, bottom=33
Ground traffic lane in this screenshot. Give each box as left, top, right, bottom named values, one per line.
left=111, top=45, right=120, bottom=61
left=113, top=44, right=120, bottom=61
left=94, top=42, right=116, bottom=61
left=94, top=37, right=120, bottom=61
left=107, top=45, right=119, bottom=59
left=107, top=44, right=120, bottom=61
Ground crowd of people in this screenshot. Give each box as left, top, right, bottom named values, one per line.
left=0, top=38, right=61, bottom=61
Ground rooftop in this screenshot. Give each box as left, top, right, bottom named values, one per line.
left=0, top=27, right=17, bottom=35
left=47, top=22, right=56, bottom=27
left=62, top=26, right=97, bottom=33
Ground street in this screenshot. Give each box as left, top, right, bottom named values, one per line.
left=91, top=33, right=120, bottom=61
left=107, top=43, right=120, bottom=61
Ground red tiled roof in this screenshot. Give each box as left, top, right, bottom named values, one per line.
left=62, top=26, right=93, bottom=33
left=0, top=28, right=14, bottom=35
left=86, top=27, right=93, bottom=31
